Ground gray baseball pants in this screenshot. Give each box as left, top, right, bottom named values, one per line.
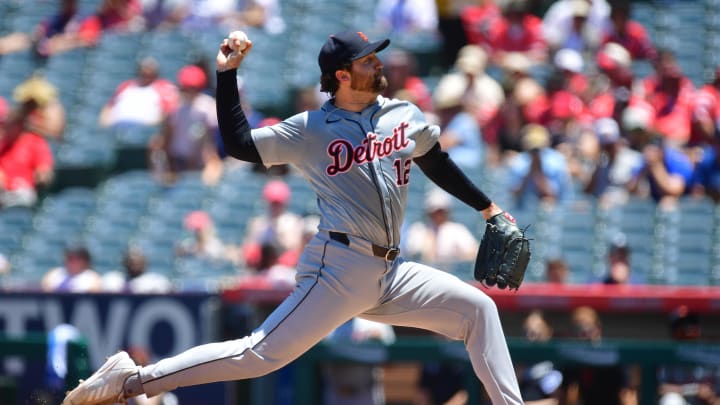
left=139, top=232, right=523, bottom=404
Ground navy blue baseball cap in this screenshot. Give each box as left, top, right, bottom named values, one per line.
left=318, top=30, right=390, bottom=75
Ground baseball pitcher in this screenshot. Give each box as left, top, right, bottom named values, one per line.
left=64, top=29, right=529, bottom=405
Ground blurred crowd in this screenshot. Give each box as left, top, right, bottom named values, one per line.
left=2, top=0, right=719, bottom=212
left=2, top=1, right=720, bottom=404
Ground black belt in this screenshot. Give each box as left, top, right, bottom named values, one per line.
left=329, top=231, right=399, bottom=261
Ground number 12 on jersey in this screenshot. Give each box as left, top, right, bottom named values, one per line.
left=392, top=158, right=412, bottom=186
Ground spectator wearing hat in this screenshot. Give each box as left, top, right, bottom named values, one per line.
left=507, top=124, right=573, bottom=208
left=446, top=45, right=505, bottom=152
left=589, top=42, right=635, bottom=122
left=99, top=56, right=179, bottom=129
left=12, top=74, right=66, bottom=140
left=621, top=98, right=657, bottom=151
left=243, top=179, right=303, bottom=268
left=542, top=0, right=610, bottom=54
left=0, top=108, right=54, bottom=209
left=584, top=117, right=642, bottom=207
left=149, top=64, right=222, bottom=185
left=41, top=244, right=102, bottom=292
left=550, top=48, right=589, bottom=101
left=431, top=69, right=484, bottom=169
left=404, top=188, right=479, bottom=266
left=176, top=210, right=236, bottom=264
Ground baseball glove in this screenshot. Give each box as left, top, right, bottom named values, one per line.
left=474, top=212, right=531, bottom=291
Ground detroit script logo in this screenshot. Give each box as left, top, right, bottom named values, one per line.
left=326, top=122, right=410, bottom=176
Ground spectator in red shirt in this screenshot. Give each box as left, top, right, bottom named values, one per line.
left=588, top=42, right=635, bottom=122
left=603, top=0, right=656, bottom=62
left=548, top=48, right=590, bottom=106
left=0, top=109, right=54, bottom=208
left=688, top=67, right=720, bottom=147
left=460, top=0, right=502, bottom=50
left=639, top=49, right=695, bottom=146
left=487, top=0, right=548, bottom=70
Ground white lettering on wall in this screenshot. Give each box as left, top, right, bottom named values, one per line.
left=71, top=299, right=131, bottom=367
left=0, top=300, right=39, bottom=336
left=129, top=298, right=195, bottom=360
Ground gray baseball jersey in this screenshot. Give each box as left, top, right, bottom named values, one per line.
left=252, top=96, right=436, bottom=247
left=137, top=96, right=523, bottom=404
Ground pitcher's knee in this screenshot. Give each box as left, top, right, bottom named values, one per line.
left=241, top=346, right=291, bottom=376
left=466, top=292, right=501, bottom=331
left=473, top=291, right=498, bottom=314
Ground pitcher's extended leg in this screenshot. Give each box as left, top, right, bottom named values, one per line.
left=140, top=240, right=384, bottom=397
left=361, top=259, right=523, bottom=405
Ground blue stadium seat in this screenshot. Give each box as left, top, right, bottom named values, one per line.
left=8, top=252, right=59, bottom=280
left=128, top=236, right=176, bottom=270
left=0, top=206, right=34, bottom=231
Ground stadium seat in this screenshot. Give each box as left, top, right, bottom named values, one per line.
left=0, top=206, right=34, bottom=231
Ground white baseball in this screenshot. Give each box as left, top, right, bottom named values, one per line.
left=228, top=31, right=248, bottom=52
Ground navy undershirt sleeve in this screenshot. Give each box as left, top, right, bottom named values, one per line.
left=215, top=69, right=262, bottom=163
left=414, top=143, right=492, bottom=211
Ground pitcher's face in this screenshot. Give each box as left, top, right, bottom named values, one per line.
left=349, top=53, right=387, bottom=94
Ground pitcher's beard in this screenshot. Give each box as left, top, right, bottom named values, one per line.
left=373, top=75, right=388, bottom=93
left=351, top=73, right=388, bottom=94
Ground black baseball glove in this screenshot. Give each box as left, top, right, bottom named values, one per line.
left=474, top=212, right=531, bottom=291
